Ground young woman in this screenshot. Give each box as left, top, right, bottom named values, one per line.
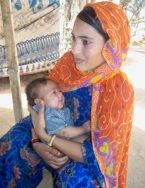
left=0, top=2, right=134, bottom=188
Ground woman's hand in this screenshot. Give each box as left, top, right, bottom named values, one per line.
left=29, top=100, right=52, bottom=142
left=29, top=100, right=46, bottom=139
left=29, top=105, right=69, bottom=169
left=32, top=141, right=69, bottom=169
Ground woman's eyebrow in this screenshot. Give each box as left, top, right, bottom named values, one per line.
left=71, top=32, right=93, bottom=40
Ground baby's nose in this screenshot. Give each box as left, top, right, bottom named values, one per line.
left=58, top=91, right=62, bottom=97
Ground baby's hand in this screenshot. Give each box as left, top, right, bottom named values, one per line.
left=82, top=120, right=91, bottom=133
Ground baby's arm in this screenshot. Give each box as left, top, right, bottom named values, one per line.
left=56, top=120, right=91, bottom=139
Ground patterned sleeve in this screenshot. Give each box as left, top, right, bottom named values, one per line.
left=82, top=136, right=106, bottom=187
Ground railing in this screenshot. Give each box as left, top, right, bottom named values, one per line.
left=0, top=32, right=60, bottom=77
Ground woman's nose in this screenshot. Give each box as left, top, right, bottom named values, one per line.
left=58, top=91, right=62, bottom=98
left=72, top=40, right=82, bottom=55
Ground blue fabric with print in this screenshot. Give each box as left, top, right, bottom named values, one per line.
left=0, top=86, right=105, bottom=188
left=33, top=104, right=74, bottom=135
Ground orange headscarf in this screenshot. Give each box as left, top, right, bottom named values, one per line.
left=48, top=2, right=134, bottom=187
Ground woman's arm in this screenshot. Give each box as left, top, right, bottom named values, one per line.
left=40, top=132, right=84, bottom=163
left=32, top=101, right=85, bottom=163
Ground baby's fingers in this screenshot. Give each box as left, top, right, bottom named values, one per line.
left=28, top=104, right=39, bottom=128
left=37, top=100, right=45, bottom=129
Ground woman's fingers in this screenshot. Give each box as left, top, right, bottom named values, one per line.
left=28, top=105, right=38, bottom=128
left=28, top=101, right=45, bottom=131
left=28, top=104, right=37, bottom=120
left=44, top=150, right=69, bottom=168
left=45, top=146, right=69, bottom=166
left=38, top=100, right=45, bottom=115
left=49, top=163, right=61, bottom=169
left=32, top=142, right=69, bottom=168
left=38, top=100, right=45, bottom=123
left=37, top=101, right=45, bottom=129
left=48, top=156, right=69, bottom=169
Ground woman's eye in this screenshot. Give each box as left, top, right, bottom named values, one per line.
left=71, top=35, right=75, bottom=41
left=83, top=40, right=91, bottom=45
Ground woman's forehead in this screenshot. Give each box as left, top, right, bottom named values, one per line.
left=72, top=18, right=99, bottom=38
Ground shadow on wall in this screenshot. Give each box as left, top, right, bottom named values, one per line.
left=0, top=107, right=29, bottom=137
left=134, top=88, right=145, bottom=109
left=127, top=126, right=145, bottom=188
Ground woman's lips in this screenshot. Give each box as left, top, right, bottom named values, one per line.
left=74, top=58, right=84, bottom=64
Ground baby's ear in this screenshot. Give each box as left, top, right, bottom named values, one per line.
left=34, top=98, right=40, bottom=105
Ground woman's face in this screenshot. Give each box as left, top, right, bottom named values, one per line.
left=71, top=18, right=106, bottom=72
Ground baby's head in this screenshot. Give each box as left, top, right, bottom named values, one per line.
left=25, top=77, right=65, bottom=109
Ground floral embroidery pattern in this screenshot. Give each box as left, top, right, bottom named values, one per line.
left=73, top=97, right=80, bottom=121
left=20, top=148, right=40, bottom=167
left=13, top=166, right=21, bottom=179
left=0, top=116, right=43, bottom=187
left=8, top=179, right=16, bottom=188
left=0, top=141, right=11, bottom=156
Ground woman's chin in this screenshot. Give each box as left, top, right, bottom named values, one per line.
left=76, top=64, right=87, bottom=72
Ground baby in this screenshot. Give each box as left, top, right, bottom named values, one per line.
left=25, top=77, right=90, bottom=144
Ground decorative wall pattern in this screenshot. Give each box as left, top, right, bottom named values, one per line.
left=0, top=0, right=60, bottom=77
left=0, top=32, right=60, bottom=77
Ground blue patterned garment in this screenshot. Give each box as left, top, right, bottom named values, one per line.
left=0, top=86, right=105, bottom=188
left=0, top=117, right=43, bottom=188
left=33, top=104, right=74, bottom=135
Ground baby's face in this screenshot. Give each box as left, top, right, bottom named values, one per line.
left=38, top=81, right=65, bottom=109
